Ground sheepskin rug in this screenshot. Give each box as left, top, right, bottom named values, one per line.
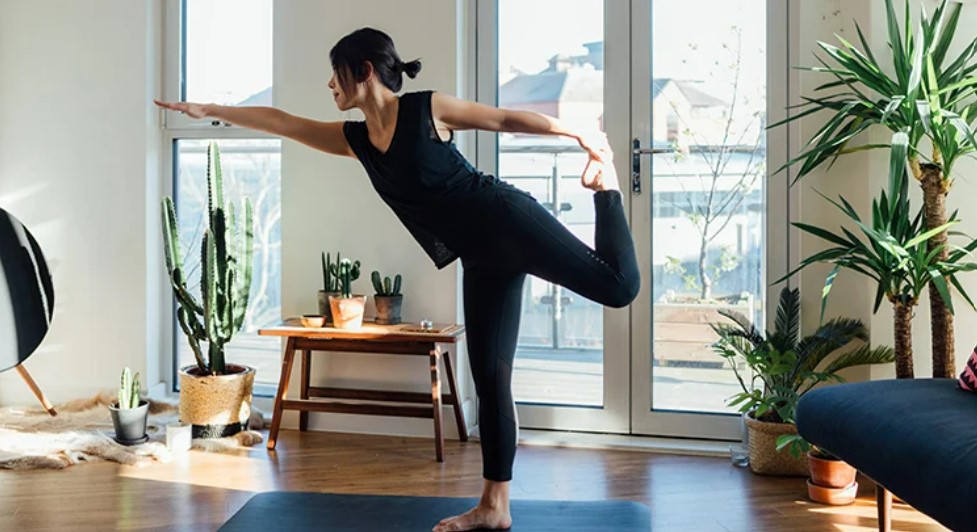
left=0, top=392, right=265, bottom=469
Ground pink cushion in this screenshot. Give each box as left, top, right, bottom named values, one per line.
left=959, top=347, right=977, bottom=392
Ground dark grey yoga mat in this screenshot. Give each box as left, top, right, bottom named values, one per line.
left=219, top=492, right=651, bottom=531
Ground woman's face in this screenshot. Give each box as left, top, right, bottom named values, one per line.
left=327, top=68, right=367, bottom=112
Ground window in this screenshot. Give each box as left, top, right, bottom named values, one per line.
left=164, top=0, right=281, bottom=393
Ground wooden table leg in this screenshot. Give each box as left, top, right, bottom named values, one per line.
left=876, top=483, right=892, bottom=532
left=299, top=349, right=311, bottom=432
left=15, top=364, right=57, bottom=416
left=441, top=349, right=468, bottom=442
left=429, top=346, right=444, bottom=462
left=267, top=338, right=297, bottom=450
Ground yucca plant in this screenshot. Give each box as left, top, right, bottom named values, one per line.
left=161, top=142, right=254, bottom=376
left=782, top=148, right=977, bottom=378
left=771, top=0, right=977, bottom=377
left=712, top=287, right=895, bottom=424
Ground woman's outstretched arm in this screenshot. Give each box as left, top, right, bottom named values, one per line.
left=431, top=92, right=610, bottom=162
left=153, top=100, right=354, bottom=158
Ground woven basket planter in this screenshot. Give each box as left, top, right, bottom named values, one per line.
left=745, top=414, right=809, bottom=476
left=179, top=364, right=255, bottom=439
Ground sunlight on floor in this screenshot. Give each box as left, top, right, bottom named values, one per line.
left=794, top=498, right=947, bottom=531
left=117, top=448, right=280, bottom=492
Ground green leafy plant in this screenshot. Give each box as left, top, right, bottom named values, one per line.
left=117, top=367, right=141, bottom=409
left=782, top=152, right=977, bottom=378
left=712, top=287, right=894, bottom=424
left=775, top=433, right=838, bottom=460
left=162, top=142, right=254, bottom=376
left=371, top=271, right=402, bottom=296
left=770, top=0, right=977, bottom=377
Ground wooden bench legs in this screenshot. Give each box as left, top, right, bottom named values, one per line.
left=266, top=339, right=469, bottom=462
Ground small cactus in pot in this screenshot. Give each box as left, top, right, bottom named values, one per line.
left=109, top=367, right=149, bottom=445
left=319, top=252, right=360, bottom=323
left=328, top=258, right=367, bottom=329
left=371, top=271, right=403, bottom=325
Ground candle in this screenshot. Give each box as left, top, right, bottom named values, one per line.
left=166, top=422, right=192, bottom=452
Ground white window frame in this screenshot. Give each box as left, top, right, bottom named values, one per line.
left=160, top=0, right=279, bottom=396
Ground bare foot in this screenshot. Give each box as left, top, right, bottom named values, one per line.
left=581, top=156, right=620, bottom=192
left=432, top=504, right=512, bottom=531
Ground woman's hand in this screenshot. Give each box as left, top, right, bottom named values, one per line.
left=575, top=130, right=613, bottom=164
left=154, top=99, right=210, bottom=119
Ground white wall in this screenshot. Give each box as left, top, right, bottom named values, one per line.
left=0, top=0, right=162, bottom=405
left=274, top=0, right=476, bottom=437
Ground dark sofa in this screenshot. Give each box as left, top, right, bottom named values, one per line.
left=796, top=378, right=977, bottom=532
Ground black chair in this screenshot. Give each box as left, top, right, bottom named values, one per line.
left=796, top=378, right=977, bottom=532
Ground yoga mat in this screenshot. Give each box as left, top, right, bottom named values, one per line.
left=219, top=492, right=651, bottom=531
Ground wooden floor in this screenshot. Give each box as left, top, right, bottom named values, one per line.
left=0, top=429, right=946, bottom=532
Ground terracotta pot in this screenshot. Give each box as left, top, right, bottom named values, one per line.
left=329, top=295, right=367, bottom=329
left=744, top=414, right=809, bottom=476
left=178, top=364, right=255, bottom=439
left=318, top=290, right=341, bottom=324
left=374, top=294, right=403, bottom=325
left=809, top=452, right=857, bottom=488
left=807, top=479, right=858, bottom=505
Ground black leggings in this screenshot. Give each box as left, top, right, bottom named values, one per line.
left=461, top=188, right=640, bottom=481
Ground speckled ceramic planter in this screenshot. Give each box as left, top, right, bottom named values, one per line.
left=178, top=364, right=255, bottom=439
left=329, top=295, right=367, bottom=329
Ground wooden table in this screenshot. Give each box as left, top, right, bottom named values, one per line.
left=258, top=319, right=468, bottom=462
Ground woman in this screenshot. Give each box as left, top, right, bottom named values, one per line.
left=156, top=27, right=639, bottom=532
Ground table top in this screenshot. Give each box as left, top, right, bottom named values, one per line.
left=259, top=318, right=466, bottom=343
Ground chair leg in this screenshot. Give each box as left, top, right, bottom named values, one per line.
left=429, top=347, right=444, bottom=462
left=876, top=483, right=892, bottom=532
left=15, top=364, right=56, bottom=416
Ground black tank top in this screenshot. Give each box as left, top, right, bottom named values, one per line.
left=343, top=90, right=506, bottom=269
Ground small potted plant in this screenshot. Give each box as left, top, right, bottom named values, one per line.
left=329, top=258, right=366, bottom=329
left=318, top=252, right=342, bottom=323
left=777, top=434, right=859, bottom=505
left=371, top=271, right=403, bottom=325
left=712, top=287, right=895, bottom=476
left=109, top=367, right=149, bottom=445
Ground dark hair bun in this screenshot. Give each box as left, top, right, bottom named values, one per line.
left=402, top=59, right=422, bottom=79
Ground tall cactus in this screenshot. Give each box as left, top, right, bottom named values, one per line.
left=118, top=367, right=141, bottom=409
left=162, top=142, right=254, bottom=375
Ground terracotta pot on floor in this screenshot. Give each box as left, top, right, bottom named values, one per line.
left=807, top=451, right=858, bottom=505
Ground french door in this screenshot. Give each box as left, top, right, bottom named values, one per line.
left=475, top=0, right=789, bottom=439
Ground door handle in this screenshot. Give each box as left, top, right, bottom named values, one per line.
left=631, top=138, right=674, bottom=196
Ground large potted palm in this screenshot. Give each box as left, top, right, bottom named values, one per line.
left=162, top=142, right=257, bottom=439
left=771, top=0, right=977, bottom=377
left=712, top=287, right=894, bottom=476
left=783, top=154, right=977, bottom=379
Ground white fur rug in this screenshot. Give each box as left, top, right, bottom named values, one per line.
left=0, top=392, right=265, bottom=469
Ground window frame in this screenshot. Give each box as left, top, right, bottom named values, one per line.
left=160, top=0, right=279, bottom=396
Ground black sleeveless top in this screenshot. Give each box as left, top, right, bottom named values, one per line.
left=343, top=90, right=506, bottom=269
